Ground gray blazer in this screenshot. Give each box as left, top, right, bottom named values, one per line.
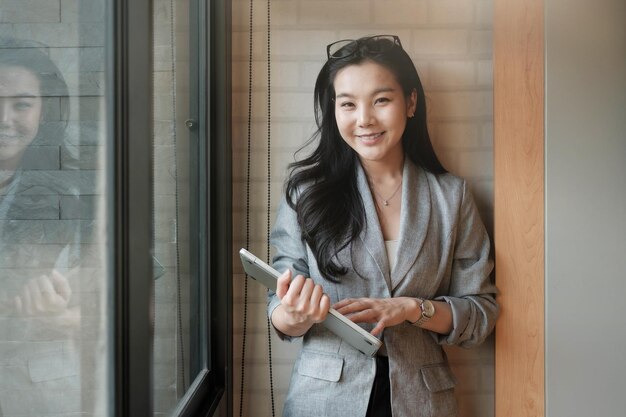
left=268, top=160, right=498, bottom=417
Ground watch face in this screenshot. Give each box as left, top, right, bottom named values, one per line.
left=422, top=300, right=435, bottom=318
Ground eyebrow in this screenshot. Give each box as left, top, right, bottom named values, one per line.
left=0, top=93, right=39, bottom=99
left=335, top=87, right=397, bottom=99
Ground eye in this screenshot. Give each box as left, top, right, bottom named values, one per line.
left=339, top=101, right=355, bottom=109
left=14, top=101, right=34, bottom=111
left=374, top=97, right=390, bottom=105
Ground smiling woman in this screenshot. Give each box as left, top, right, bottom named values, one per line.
left=0, top=67, right=43, bottom=169
left=267, top=35, right=498, bottom=417
left=0, top=38, right=86, bottom=417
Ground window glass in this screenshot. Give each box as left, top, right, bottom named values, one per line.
left=0, top=1, right=109, bottom=415
left=152, top=0, right=202, bottom=414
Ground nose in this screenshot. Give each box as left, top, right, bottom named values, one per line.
left=0, top=101, right=12, bottom=127
left=357, top=105, right=374, bottom=127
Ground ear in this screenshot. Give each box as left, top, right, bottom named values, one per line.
left=406, top=88, right=417, bottom=117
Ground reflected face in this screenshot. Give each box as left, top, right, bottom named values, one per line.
left=0, top=65, right=42, bottom=163
left=333, top=61, right=416, bottom=167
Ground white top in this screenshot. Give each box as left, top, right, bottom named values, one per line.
left=384, top=240, right=398, bottom=273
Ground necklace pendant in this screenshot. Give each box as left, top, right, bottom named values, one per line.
left=383, top=200, right=389, bottom=206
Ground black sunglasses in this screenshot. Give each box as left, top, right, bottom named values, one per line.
left=326, top=35, right=403, bottom=60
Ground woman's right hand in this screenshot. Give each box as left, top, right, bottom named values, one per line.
left=271, top=269, right=330, bottom=337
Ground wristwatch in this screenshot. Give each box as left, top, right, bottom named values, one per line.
left=410, top=299, right=435, bottom=327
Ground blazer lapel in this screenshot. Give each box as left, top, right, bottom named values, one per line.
left=355, top=162, right=392, bottom=290
left=390, top=161, right=431, bottom=290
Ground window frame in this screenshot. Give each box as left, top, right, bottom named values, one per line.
left=111, top=0, right=232, bottom=415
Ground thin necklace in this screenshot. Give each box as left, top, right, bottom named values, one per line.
left=370, top=178, right=402, bottom=206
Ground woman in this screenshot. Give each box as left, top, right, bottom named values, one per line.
left=268, top=35, right=498, bottom=417
left=0, top=38, right=80, bottom=417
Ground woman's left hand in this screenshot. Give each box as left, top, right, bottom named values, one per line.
left=333, top=297, right=418, bottom=336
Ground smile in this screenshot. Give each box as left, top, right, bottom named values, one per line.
left=356, top=132, right=385, bottom=142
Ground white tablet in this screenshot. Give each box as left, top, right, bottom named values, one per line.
left=239, top=248, right=382, bottom=357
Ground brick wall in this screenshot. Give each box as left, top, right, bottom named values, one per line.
left=0, top=1, right=107, bottom=416
left=231, top=1, right=495, bottom=416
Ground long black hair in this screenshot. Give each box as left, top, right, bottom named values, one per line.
left=0, top=37, right=70, bottom=163
left=285, top=35, right=446, bottom=282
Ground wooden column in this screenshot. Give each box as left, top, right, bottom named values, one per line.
left=494, top=0, right=544, bottom=416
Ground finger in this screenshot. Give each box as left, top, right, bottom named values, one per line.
left=21, top=284, right=33, bottom=315
left=318, top=294, right=331, bottom=320
left=284, top=274, right=306, bottom=301
left=275, top=270, right=292, bottom=300
left=309, top=284, right=323, bottom=307
left=335, top=299, right=369, bottom=315
left=344, top=309, right=378, bottom=324
left=37, top=275, right=58, bottom=306
left=371, top=320, right=386, bottom=336
left=13, top=295, right=23, bottom=315
left=298, top=278, right=315, bottom=303
left=28, top=279, right=47, bottom=314
left=51, top=270, right=72, bottom=302
left=332, top=298, right=353, bottom=310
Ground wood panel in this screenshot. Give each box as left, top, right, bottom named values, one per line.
left=493, top=0, right=544, bottom=416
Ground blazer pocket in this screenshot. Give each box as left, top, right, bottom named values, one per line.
left=420, top=364, right=457, bottom=392
left=297, top=350, right=344, bottom=382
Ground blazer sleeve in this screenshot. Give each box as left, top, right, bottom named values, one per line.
left=266, top=196, right=310, bottom=341
left=433, top=181, right=499, bottom=348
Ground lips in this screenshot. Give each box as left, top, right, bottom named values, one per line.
left=356, top=131, right=385, bottom=144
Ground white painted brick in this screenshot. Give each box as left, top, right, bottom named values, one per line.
left=300, top=60, right=326, bottom=89
left=232, top=60, right=300, bottom=90
left=477, top=59, right=493, bottom=86
left=299, top=2, right=370, bottom=25
left=430, top=61, right=476, bottom=88
left=428, top=91, right=492, bottom=119
left=232, top=121, right=308, bottom=152
left=476, top=0, right=494, bottom=28
left=435, top=122, right=481, bottom=149
left=233, top=331, right=300, bottom=363
left=272, top=61, right=302, bottom=89
left=470, top=30, right=492, bottom=55
left=428, top=0, right=474, bottom=25
left=232, top=0, right=298, bottom=30
left=272, top=92, right=313, bottom=119
left=13, top=23, right=105, bottom=48
left=233, top=301, right=274, bottom=333
left=372, top=0, right=428, bottom=25
left=233, top=149, right=293, bottom=184
left=271, top=30, right=338, bottom=58
left=233, top=362, right=294, bottom=393
left=456, top=149, right=493, bottom=179
left=1, top=0, right=60, bottom=23
left=232, top=30, right=270, bottom=61
left=411, top=30, right=469, bottom=56
left=481, top=121, right=494, bottom=147
left=232, top=180, right=285, bottom=211
left=232, top=91, right=269, bottom=120
left=234, top=392, right=288, bottom=417
left=233, top=210, right=270, bottom=241
left=61, top=0, right=105, bottom=23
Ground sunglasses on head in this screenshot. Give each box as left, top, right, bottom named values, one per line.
left=326, top=35, right=403, bottom=60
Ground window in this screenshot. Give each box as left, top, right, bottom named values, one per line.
left=0, top=0, right=231, bottom=416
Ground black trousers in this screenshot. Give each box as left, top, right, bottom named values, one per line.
left=365, top=356, right=392, bottom=417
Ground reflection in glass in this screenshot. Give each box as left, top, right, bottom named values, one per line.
left=0, top=32, right=107, bottom=417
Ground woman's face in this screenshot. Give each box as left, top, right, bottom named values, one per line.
left=0, top=65, right=42, bottom=163
left=333, top=60, right=416, bottom=168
